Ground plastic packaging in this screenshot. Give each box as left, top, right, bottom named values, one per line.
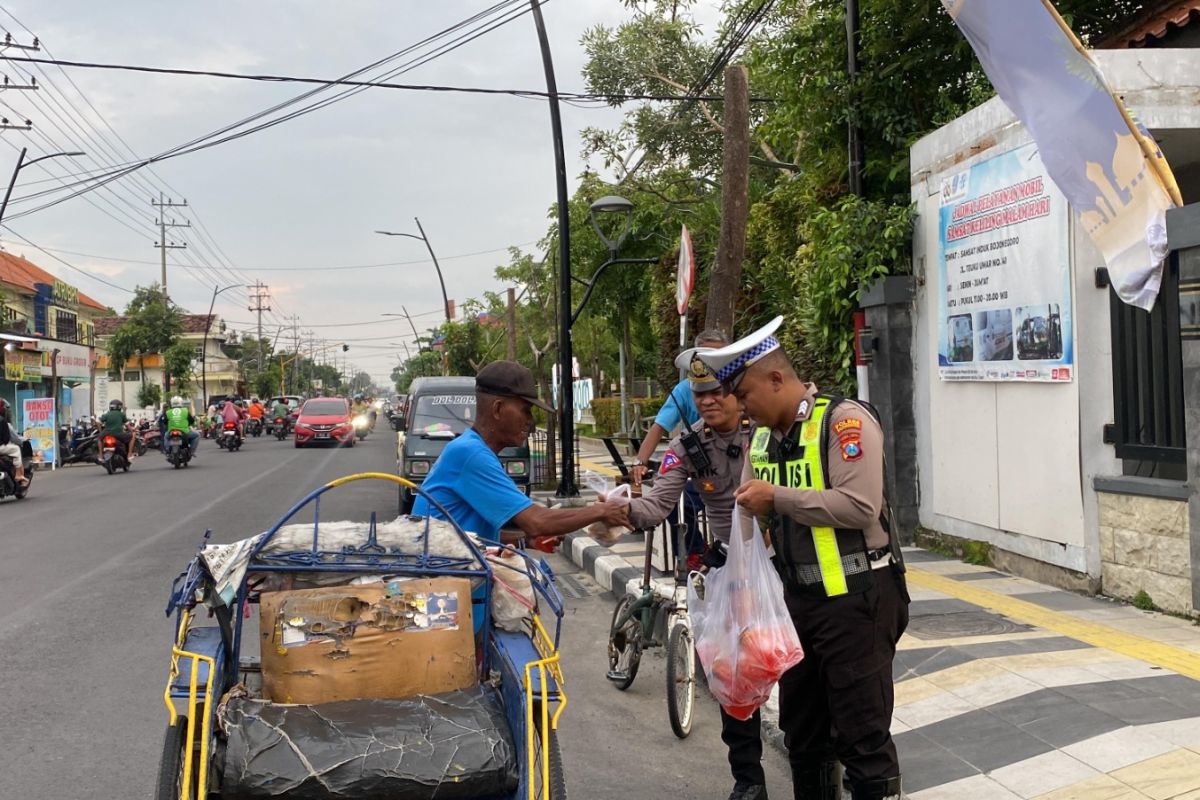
left=584, top=471, right=631, bottom=546
left=688, top=514, right=804, bottom=720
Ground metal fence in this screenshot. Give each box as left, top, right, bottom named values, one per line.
left=529, top=427, right=580, bottom=489
left=1103, top=253, right=1186, bottom=470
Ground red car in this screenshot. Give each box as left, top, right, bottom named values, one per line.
left=293, top=397, right=355, bottom=448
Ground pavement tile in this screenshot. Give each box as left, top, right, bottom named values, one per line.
left=948, top=671, right=1044, bottom=709
left=1136, top=717, right=1200, bottom=748
left=922, top=658, right=1011, bottom=691
left=1060, top=726, right=1177, bottom=772
left=891, top=691, right=978, bottom=729
left=987, top=689, right=1127, bottom=748
left=1019, top=591, right=1131, bottom=613
left=894, top=676, right=945, bottom=707
left=961, top=636, right=1094, bottom=659
left=966, top=578, right=1055, bottom=596
left=1108, top=749, right=1200, bottom=800
left=909, top=598, right=984, bottom=616
left=918, top=709, right=1052, bottom=772
left=909, top=773, right=1023, bottom=799
left=1033, top=774, right=1152, bottom=800
left=900, top=549, right=954, bottom=564
left=943, top=570, right=1014, bottom=582
left=1018, top=665, right=1115, bottom=688
left=1089, top=696, right=1199, bottom=726
left=897, top=631, right=1061, bottom=651
left=892, top=730, right=980, bottom=793
left=905, top=585, right=956, bottom=602
left=894, top=646, right=977, bottom=680
left=1086, top=659, right=1173, bottom=681
left=988, top=750, right=1101, bottom=799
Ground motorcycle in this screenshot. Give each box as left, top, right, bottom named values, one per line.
left=135, top=419, right=158, bottom=455
left=219, top=421, right=242, bottom=452
left=59, top=420, right=100, bottom=466
left=247, top=417, right=264, bottom=438
left=0, top=440, right=34, bottom=500
left=99, top=432, right=130, bottom=475
left=273, top=416, right=290, bottom=441
left=352, top=413, right=370, bottom=441
left=164, top=429, right=193, bottom=469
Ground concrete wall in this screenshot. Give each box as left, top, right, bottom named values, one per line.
left=910, top=49, right=1200, bottom=587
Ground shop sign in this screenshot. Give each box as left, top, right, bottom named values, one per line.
left=21, top=397, right=56, bottom=466
left=3, top=349, right=43, bottom=381
left=52, top=280, right=79, bottom=308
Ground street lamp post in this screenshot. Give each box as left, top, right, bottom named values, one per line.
left=0, top=147, right=86, bottom=225
left=376, top=221, right=451, bottom=324
left=201, top=284, right=244, bottom=410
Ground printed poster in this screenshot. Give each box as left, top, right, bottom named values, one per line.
left=938, top=143, right=1074, bottom=381
left=22, top=397, right=56, bottom=466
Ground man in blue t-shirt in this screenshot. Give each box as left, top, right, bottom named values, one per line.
left=413, top=361, right=629, bottom=545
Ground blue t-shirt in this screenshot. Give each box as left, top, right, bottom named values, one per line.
left=654, top=379, right=699, bottom=434
left=411, top=428, right=534, bottom=541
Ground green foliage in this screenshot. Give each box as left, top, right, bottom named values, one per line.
left=164, top=340, right=195, bottom=393
left=1133, top=590, right=1156, bottom=611
left=961, top=540, right=992, bottom=567
left=394, top=350, right=442, bottom=394
left=137, top=382, right=162, bottom=409
left=591, top=397, right=622, bottom=436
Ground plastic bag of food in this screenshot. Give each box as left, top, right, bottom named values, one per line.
left=583, top=471, right=631, bottom=546
left=688, top=514, right=804, bottom=720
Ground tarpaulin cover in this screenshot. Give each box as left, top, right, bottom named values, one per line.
left=219, top=686, right=519, bottom=799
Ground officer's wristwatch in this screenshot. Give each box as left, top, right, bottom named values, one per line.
left=631, top=458, right=644, bottom=468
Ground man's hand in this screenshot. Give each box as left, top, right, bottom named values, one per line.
left=629, top=463, right=648, bottom=488
left=735, top=480, right=777, bottom=516
left=597, top=500, right=631, bottom=528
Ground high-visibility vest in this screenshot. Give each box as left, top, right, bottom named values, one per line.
left=748, top=395, right=871, bottom=598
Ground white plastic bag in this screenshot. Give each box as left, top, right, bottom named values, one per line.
left=688, top=514, right=804, bottom=720
left=486, top=550, right=537, bottom=632
left=583, top=471, right=631, bottom=546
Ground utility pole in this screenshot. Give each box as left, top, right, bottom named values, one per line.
left=705, top=65, right=750, bottom=338
left=151, top=192, right=189, bottom=308
left=506, top=287, right=518, bottom=361
left=248, top=282, right=271, bottom=379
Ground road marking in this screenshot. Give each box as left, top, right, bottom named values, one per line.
left=907, top=567, right=1200, bottom=681
left=577, top=457, right=620, bottom=478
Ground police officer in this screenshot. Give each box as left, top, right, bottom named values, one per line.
left=622, top=347, right=766, bottom=800
left=698, top=317, right=909, bottom=800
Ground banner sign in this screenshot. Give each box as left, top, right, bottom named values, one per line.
left=938, top=143, right=1074, bottom=382
left=36, top=341, right=93, bottom=381
left=22, top=397, right=56, bottom=466
left=3, top=349, right=43, bottom=382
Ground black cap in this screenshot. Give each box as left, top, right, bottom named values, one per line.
left=475, top=360, right=553, bottom=412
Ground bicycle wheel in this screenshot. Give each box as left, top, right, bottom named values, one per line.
left=666, top=621, right=695, bottom=738
left=607, top=594, right=642, bottom=690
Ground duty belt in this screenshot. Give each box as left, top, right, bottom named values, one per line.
left=776, top=548, right=891, bottom=596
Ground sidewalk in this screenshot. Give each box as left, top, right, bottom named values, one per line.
left=562, top=530, right=1200, bottom=800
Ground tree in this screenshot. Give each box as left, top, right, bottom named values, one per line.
left=164, top=340, right=196, bottom=395
left=109, top=284, right=183, bottom=406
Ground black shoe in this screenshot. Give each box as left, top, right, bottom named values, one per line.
left=728, top=784, right=768, bottom=800
left=849, top=776, right=901, bottom=800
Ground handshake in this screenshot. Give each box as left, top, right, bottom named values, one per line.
left=587, top=485, right=633, bottom=546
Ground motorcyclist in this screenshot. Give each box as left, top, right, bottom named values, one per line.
left=247, top=396, right=265, bottom=432
left=366, top=395, right=378, bottom=430
left=161, top=396, right=200, bottom=459
left=99, top=399, right=135, bottom=460
left=271, top=397, right=291, bottom=433
left=0, top=398, right=28, bottom=487
left=351, top=393, right=369, bottom=417
left=221, top=396, right=246, bottom=440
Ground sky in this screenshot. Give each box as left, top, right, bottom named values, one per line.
left=0, top=1, right=723, bottom=383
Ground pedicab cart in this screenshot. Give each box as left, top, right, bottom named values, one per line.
left=157, top=472, right=567, bottom=800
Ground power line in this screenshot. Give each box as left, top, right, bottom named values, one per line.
left=2, top=228, right=133, bottom=294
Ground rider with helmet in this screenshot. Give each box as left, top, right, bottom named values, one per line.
left=160, top=396, right=200, bottom=459
left=0, top=398, right=28, bottom=487
left=221, top=396, right=246, bottom=439
left=99, top=399, right=135, bottom=460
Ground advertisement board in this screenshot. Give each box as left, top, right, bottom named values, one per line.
left=938, top=143, right=1074, bottom=381
left=3, top=349, right=43, bottom=382
left=21, top=397, right=56, bottom=467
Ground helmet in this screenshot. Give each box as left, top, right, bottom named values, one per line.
left=109, top=399, right=124, bottom=411
left=354, top=393, right=364, bottom=402
left=251, top=397, right=259, bottom=403
left=171, top=396, right=184, bottom=408
left=0, top=398, right=8, bottom=417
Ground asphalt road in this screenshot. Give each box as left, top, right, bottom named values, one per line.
left=0, top=428, right=789, bottom=799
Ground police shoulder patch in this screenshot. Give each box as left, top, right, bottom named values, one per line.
left=841, top=439, right=863, bottom=461
left=660, top=451, right=683, bottom=474
left=833, top=417, right=862, bottom=436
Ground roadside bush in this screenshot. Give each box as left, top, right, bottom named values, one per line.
left=138, top=383, right=162, bottom=409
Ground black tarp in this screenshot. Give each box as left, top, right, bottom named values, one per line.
left=220, top=686, right=519, bottom=799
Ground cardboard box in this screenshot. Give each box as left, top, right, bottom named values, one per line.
left=259, top=577, right=476, bottom=704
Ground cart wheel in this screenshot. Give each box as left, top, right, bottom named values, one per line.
left=607, top=594, right=642, bottom=690
left=153, top=717, right=187, bottom=800
left=666, top=622, right=695, bottom=738
left=528, top=717, right=568, bottom=800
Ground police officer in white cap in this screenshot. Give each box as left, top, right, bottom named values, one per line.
left=697, top=317, right=909, bottom=800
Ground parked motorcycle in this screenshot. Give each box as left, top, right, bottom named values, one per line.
left=219, top=421, right=242, bottom=452
left=0, top=440, right=34, bottom=500
left=136, top=419, right=160, bottom=454
left=99, top=433, right=130, bottom=474
left=59, top=420, right=100, bottom=466
left=163, top=429, right=193, bottom=469
left=273, top=416, right=290, bottom=441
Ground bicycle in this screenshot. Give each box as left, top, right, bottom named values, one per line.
left=606, top=518, right=699, bottom=739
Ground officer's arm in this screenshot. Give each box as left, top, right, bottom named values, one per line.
left=627, top=449, right=689, bottom=530
left=773, top=406, right=883, bottom=529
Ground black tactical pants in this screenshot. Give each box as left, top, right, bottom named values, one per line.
left=776, top=565, right=909, bottom=794
left=721, top=706, right=765, bottom=786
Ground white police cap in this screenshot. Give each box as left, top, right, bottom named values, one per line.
left=674, top=347, right=721, bottom=392
left=694, top=316, right=784, bottom=385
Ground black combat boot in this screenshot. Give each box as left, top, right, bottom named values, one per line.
left=792, top=761, right=839, bottom=800
left=728, top=783, right=769, bottom=800
left=849, top=776, right=901, bottom=800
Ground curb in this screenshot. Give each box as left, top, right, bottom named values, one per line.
left=560, top=529, right=788, bottom=757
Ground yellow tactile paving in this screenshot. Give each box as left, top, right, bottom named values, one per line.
left=907, top=568, right=1200, bottom=681
left=1109, top=750, right=1200, bottom=800
left=577, top=457, right=620, bottom=478
left=1033, top=774, right=1150, bottom=800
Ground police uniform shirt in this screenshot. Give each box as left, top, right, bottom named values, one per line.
left=739, top=383, right=889, bottom=551
left=628, top=417, right=749, bottom=544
